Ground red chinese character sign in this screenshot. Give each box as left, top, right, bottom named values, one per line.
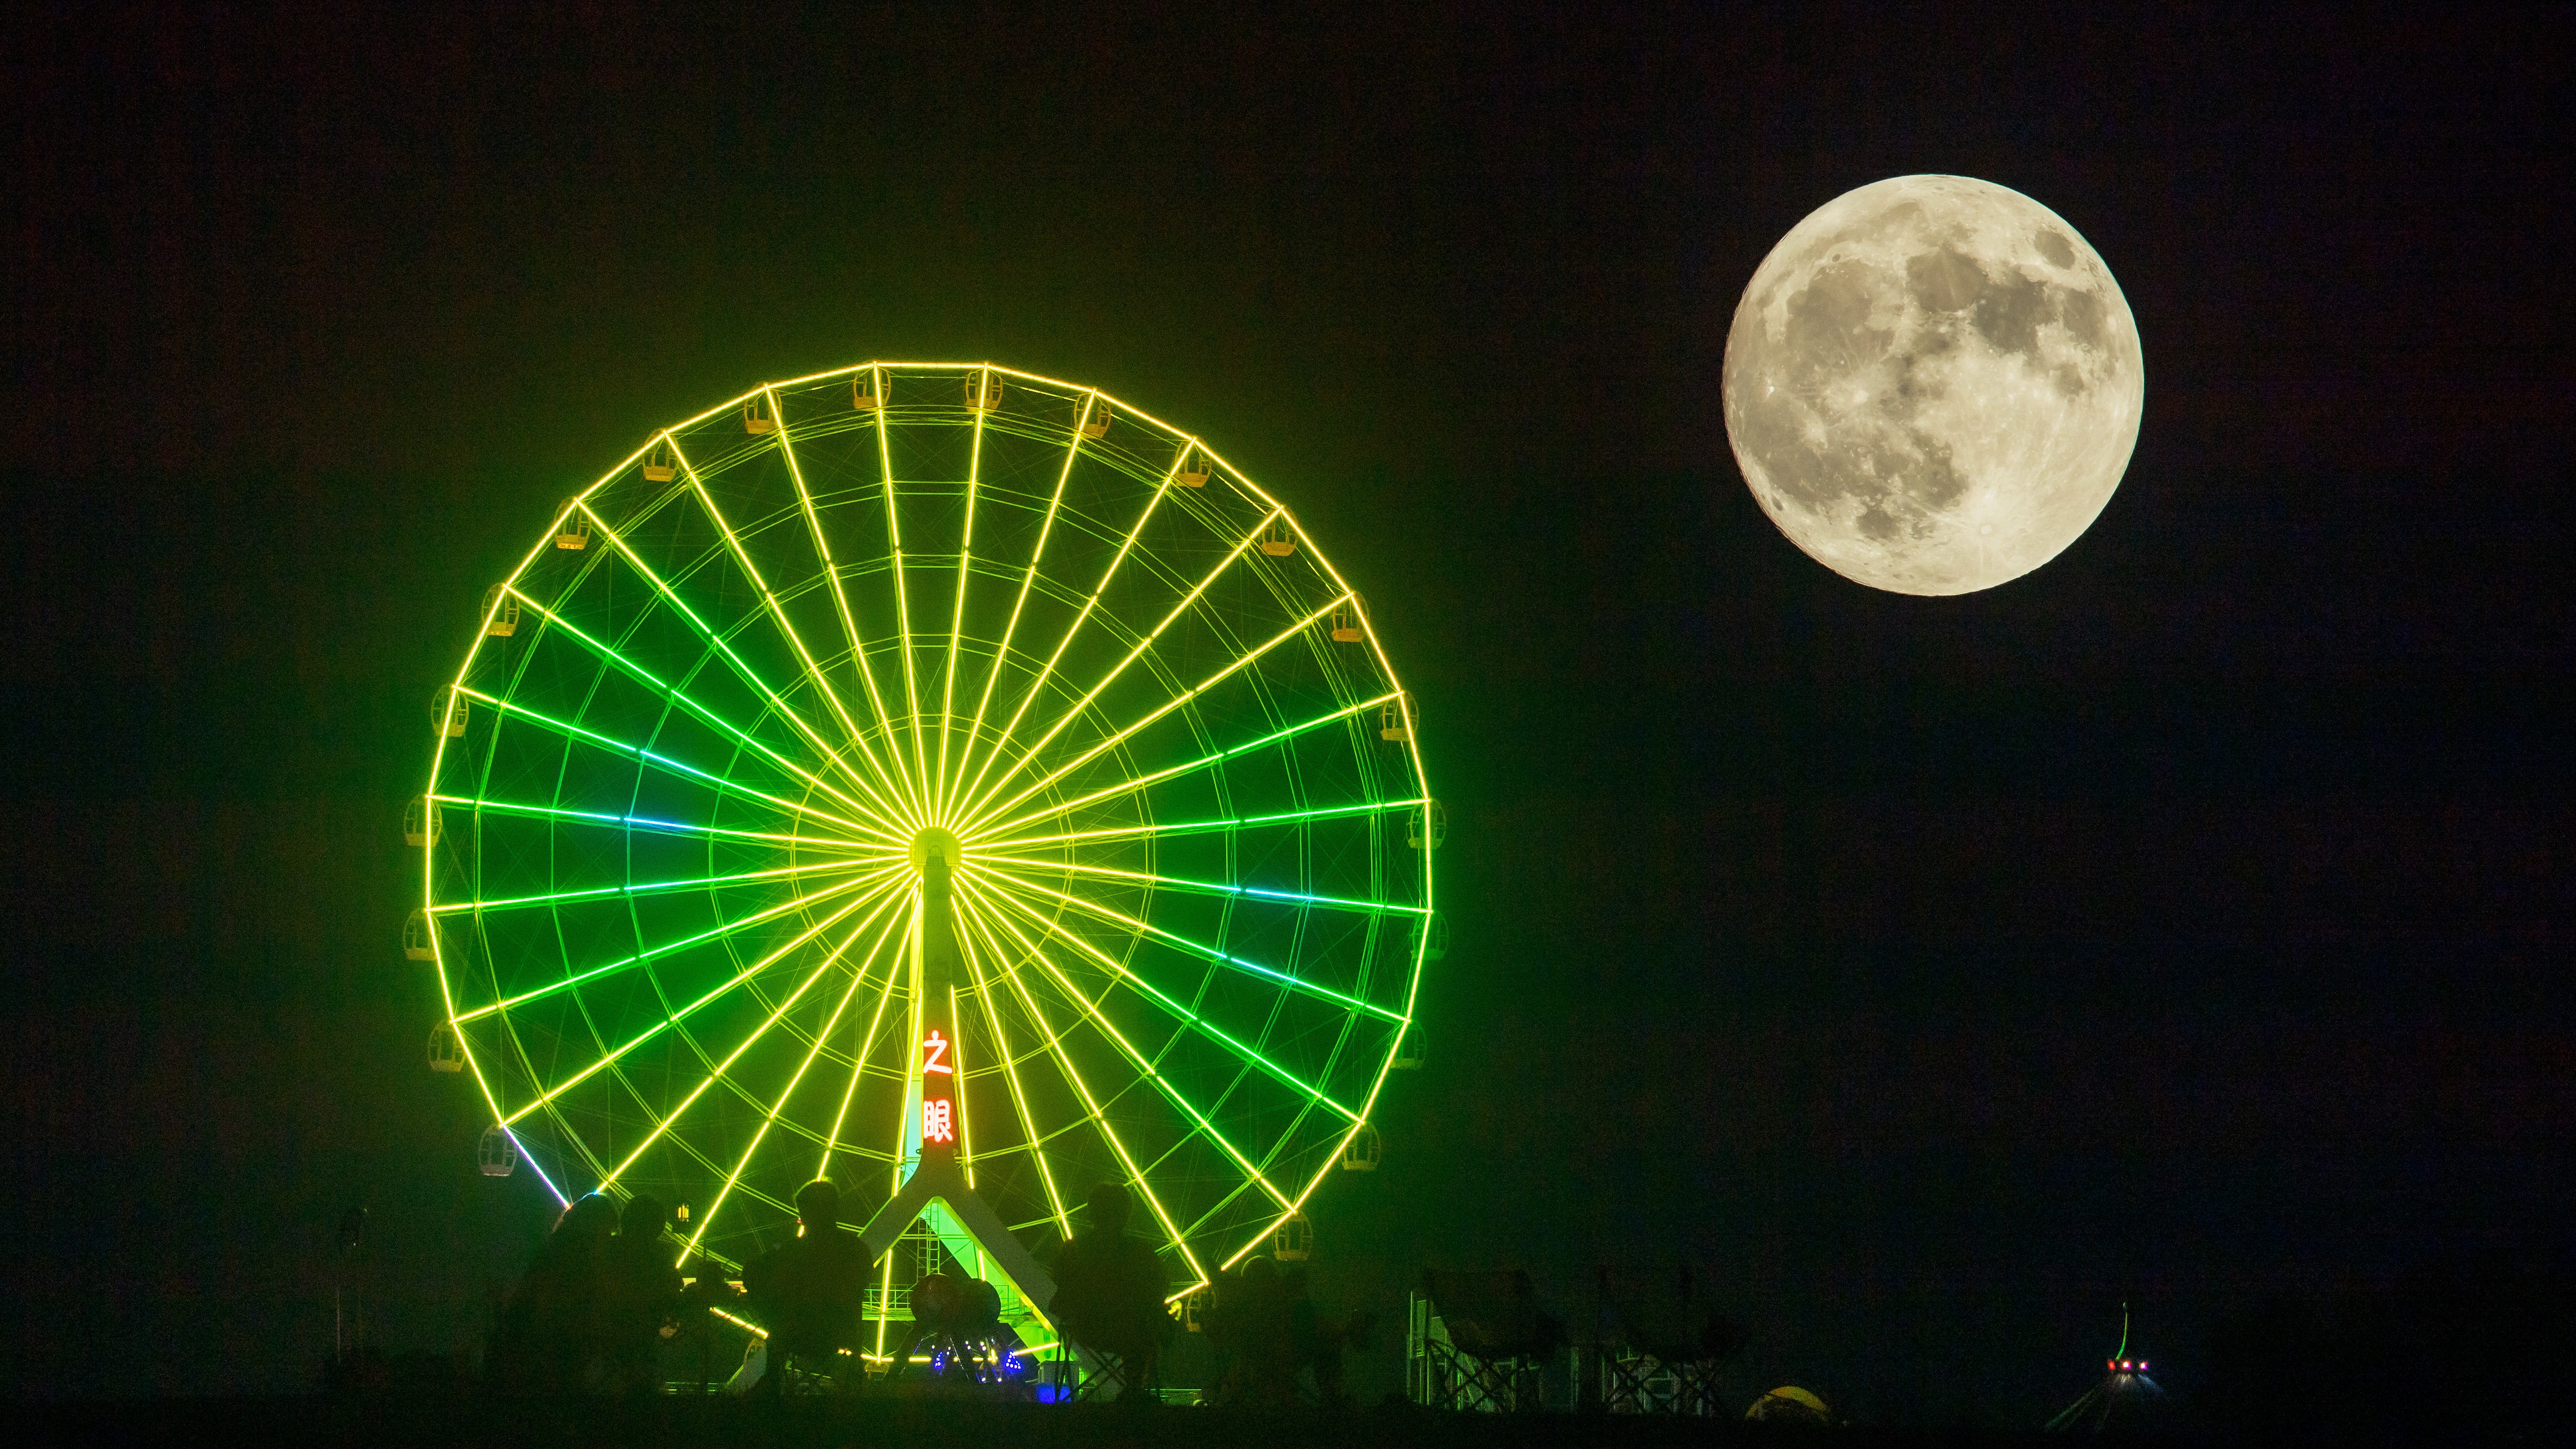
left=918, top=1028, right=956, bottom=1152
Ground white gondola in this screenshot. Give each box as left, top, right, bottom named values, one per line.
left=428, top=1023, right=464, bottom=1072
left=553, top=500, right=591, bottom=550
left=434, top=686, right=468, bottom=739
left=744, top=398, right=776, bottom=434
left=482, top=583, right=519, bottom=637
left=478, top=1126, right=517, bottom=1177
left=1409, top=800, right=1447, bottom=850
left=852, top=373, right=881, bottom=411
left=964, top=372, right=1003, bottom=411
left=1330, top=600, right=1363, bottom=643
left=1380, top=699, right=1412, bottom=742
left=404, top=908, right=435, bottom=961
left=642, top=442, right=678, bottom=482
left=1175, top=451, right=1210, bottom=488
left=1258, top=518, right=1296, bottom=557
left=403, top=795, right=441, bottom=847
left=1393, top=1028, right=1424, bottom=1070
left=1414, top=911, right=1449, bottom=961
left=1271, top=1212, right=1313, bottom=1262
left=1341, top=1122, right=1382, bottom=1172
left=1079, top=400, right=1110, bottom=438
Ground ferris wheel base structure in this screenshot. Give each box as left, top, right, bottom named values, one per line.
left=414, top=360, right=1439, bottom=1349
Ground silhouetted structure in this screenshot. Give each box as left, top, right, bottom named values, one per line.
left=490, top=1193, right=618, bottom=1394
left=603, top=1195, right=682, bottom=1395
left=1044, top=1182, right=1171, bottom=1401
left=1407, top=1268, right=1566, bottom=1412
left=1592, top=1263, right=1747, bottom=1416
left=741, top=1180, right=873, bottom=1395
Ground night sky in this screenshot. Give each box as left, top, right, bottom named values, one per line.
left=4, top=3, right=2567, bottom=1423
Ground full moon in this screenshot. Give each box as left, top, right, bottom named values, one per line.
left=1722, top=175, right=2143, bottom=595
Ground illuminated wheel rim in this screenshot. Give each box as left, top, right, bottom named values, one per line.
left=418, top=362, right=1433, bottom=1291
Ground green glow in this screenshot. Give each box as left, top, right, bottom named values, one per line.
left=428, top=363, right=1430, bottom=1288
left=966, top=861, right=1405, bottom=1025
left=954, top=877, right=1294, bottom=1211
left=958, top=868, right=1361, bottom=1123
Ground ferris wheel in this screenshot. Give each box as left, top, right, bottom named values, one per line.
left=409, top=361, right=1439, bottom=1338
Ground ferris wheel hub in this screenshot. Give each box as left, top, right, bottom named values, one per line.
left=909, top=827, right=963, bottom=878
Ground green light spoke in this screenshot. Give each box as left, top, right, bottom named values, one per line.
left=456, top=686, right=900, bottom=848
left=965, top=850, right=1425, bottom=921
left=940, top=446, right=1188, bottom=831
left=950, top=885, right=1209, bottom=1281
left=573, top=497, right=908, bottom=825
left=953, top=505, right=1278, bottom=834
left=962, top=861, right=1403, bottom=1026
left=969, top=689, right=1400, bottom=844
left=662, top=431, right=921, bottom=827
left=865, top=380, right=933, bottom=808
left=940, top=392, right=1092, bottom=827
left=973, top=794, right=1430, bottom=855
left=959, top=868, right=1361, bottom=1124
left=952, top=892, right=1072, bottom=1235
left=429, top=793, right=875, bottom=854
left=465, top=863, right=902, bottom=1028
left=815, top=894, right=917, bottom=1181
left=955, top=591, right=1353, bottom=839
left=500, top=584, right=899, bottom=828
left=497, top=877, right=908, bottom=1127
left=677, top=891, right=904, bottom=1264
left=431, top=855, right=889, bottom=918
left=594, top=888, right=894, bottom=1193
left=954, top=877, right=1293, bottom=1211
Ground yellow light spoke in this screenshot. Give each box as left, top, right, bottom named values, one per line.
left=959, top=868, right=1362, bottom=1123
left=431, top=854, right=884, bottom=917
left=952, top=504, right=1279, bottom=832
left=464, top=863, right=904, bottom=1027
left=954, top=592, right=1353, bottom=838
left=499, top=583, right=899, bottom=828
left=572, top=497, right=902, bottom=823
left=677, top=895, right=914, bottom=1264
left=940, top=447, right=1188, bottom=830
left=972, top=795, right=1428, bottom=855
left=932, top=372, right=987, bottom=824
left=593, top=887, right=902, bottom=1192
left=970, top=689, right=1399, bottom=844
left=496, top=875, right=909, bottom=1126
left=455, top=685, right=901, bottom=849
left=965, top=849, right=1425, bottom=920
left=939, top=392, right=1092, bottom=824
left=866, top=380, right=933, bottom=808
left=664, top=431, right=921, bottom=828
left=816, top=895, right=917, bottom=1181
left=950, top=885, right=1208, bottom=1282
left=952, top=897, right=1072, bottom=1235
left=954, top=877, right=1293, bottom=1212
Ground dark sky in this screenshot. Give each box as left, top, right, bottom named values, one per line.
left=3, top=1, right=2568, bottom=1421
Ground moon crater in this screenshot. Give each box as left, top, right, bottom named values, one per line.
left=1724, top=176, right=2143, bottom=594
